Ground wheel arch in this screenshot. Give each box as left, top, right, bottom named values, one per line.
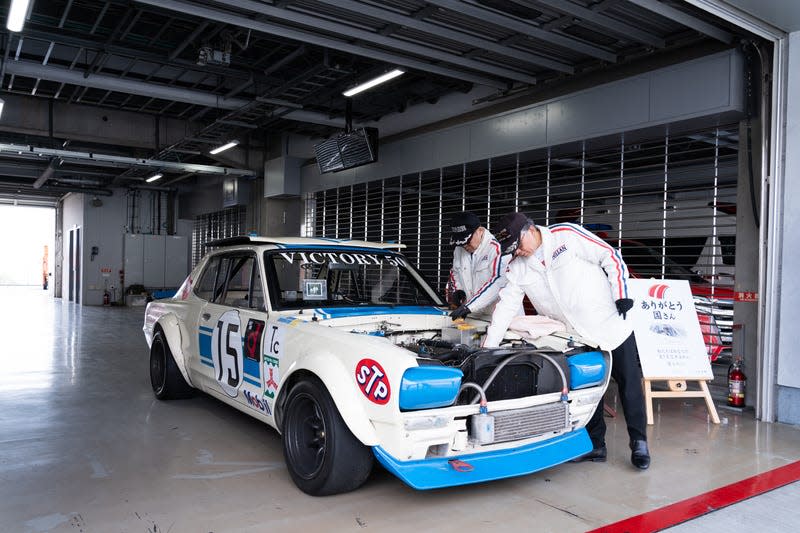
left=275, top=356, right=379, bottom=446
left=153, top=314, right=194, bottom=388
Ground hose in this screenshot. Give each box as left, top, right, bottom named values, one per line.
left=459, top=382, right=488, bottom=406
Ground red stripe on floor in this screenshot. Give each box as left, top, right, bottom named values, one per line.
left=588, top=460, right=800, bottom=533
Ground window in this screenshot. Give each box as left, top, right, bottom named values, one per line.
left=264, top=249, right=440, bottom=310
left=221, top=255, right=265, bottom=310
left=194, top=256, right=220, bottom=301
left=194, top=253, right=265, bottom=308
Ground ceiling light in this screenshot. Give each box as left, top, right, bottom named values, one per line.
left=146, top=173, right=163, bottom=183
left=209, top=140, right=239, bottom=155
left=7, top=0, right=32, bottom=32
left=343, top=69, right=404, bottom=97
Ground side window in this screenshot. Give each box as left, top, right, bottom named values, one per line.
left=219, top=254, right=265, bottom=310
left=194, top=257, right=220, bottom=301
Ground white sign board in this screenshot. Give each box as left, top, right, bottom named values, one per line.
left=628, top=279, right=713, bottom=380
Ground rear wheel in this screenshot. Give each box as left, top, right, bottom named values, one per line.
left=282, top=377, right=373, bottom=495
left=150, top=329, right=193, bottom=400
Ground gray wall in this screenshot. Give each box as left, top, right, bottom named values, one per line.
left=301, top=50, right=744, bottom=192
left=721, top=0, right=800, bottom=32
left=82, top=191, right=128, bottom=306
left=776, top=30, right=800, bottom=423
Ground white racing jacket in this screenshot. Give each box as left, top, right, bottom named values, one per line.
left=447, top=228, right=509, bottom=313
left=484, top=223, right=632, bottom=350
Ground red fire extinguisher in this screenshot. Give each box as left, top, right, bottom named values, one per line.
left=727, top=358, right=746, bottom=407
left=103, top=292, right=110, bottom=306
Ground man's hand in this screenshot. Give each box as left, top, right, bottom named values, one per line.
left=615, top=298, right=634, bottom=319
left=451, top=290, right=467, bottom=307
left=450, top=305, right=470, bottom=320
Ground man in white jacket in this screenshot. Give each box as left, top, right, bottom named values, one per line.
left=447, top=211, right=509, bottom=320
left=484, top=212, right=650, bottom=470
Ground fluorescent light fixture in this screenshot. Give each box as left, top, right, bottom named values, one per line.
left=209, top=140, right=239, bottom=155
left=343, top=69, right=404, bottom=97
left=7, top=0, right=32, bottom=32
left=0, top=98, right=4, bottom=119
left=146, top=173, right=163, bottom=183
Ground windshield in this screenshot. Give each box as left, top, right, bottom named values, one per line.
left=264, top=248, right=441, bottom=310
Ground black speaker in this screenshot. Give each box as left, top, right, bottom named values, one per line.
left=315, top=127, right=379, bottom=174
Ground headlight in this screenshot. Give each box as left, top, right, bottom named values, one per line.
left=567, top=351, right=606, bottom=390
left=399, top=366, right=463, bottom=410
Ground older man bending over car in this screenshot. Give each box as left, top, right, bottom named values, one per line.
left=483, top=212, right=651, bottom=470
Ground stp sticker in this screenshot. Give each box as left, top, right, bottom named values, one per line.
left=355, top=358, right=391, bottom=405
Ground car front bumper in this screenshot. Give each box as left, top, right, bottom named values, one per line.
left=372, top=428, right=592, bottom=490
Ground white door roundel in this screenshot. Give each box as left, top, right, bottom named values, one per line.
left=211, top=309, right=244, bottom=397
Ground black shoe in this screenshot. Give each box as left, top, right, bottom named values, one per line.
left=630, top=439, right=650, bottom=470
left=571, top=445, right=607, bottom=463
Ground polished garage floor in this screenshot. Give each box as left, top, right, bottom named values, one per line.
left=2, top=287, right=800, bottom=533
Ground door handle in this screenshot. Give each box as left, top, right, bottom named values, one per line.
left=201, top=313, right=211, bottom=321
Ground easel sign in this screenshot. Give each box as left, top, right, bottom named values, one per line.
left=628, top=279, right=720, bottom=424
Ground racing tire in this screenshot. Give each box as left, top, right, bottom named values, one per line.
left=282, top=377, right=373, bottom=496
left=150, top=330, right=193, bottom=400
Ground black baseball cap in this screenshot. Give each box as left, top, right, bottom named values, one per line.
left=494, top=212, right=533, bottom=255
left=449, top=211, right=481, bottom=246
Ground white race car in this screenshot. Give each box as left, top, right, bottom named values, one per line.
left=143, top=237, right=610, bottom=495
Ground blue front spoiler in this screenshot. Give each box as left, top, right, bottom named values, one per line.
left=373, top=428, right=592, bottom=490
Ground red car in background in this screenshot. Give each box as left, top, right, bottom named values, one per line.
left=613, top=238, right=734, bottom=362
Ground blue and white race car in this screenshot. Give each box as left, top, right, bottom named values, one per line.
left=143, top=236, right=609, bottom=495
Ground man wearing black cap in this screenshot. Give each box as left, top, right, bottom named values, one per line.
left=447, top=211, right=509, bottom=320
left=484, top=212, right=650, bottom=471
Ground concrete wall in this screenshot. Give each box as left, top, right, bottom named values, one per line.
left=301, top=50, right=744, bottom=192
left=82, top=191, right=127, bottom=306
left=776, top=31, right=800, bottom=423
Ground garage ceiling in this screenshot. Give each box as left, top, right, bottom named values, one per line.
left=0, top=0, right=751, bottom=203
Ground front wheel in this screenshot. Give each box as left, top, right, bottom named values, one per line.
left=282, top=377, right=373, bottom=495
left=149, top=330, right=193, bottom=400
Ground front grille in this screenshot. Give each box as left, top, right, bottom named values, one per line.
left=491, top=402, right=568, bottom=443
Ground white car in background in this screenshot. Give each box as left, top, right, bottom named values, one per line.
left=143, top=236, right=610, bottom=495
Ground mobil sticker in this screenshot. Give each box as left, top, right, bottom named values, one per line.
left=355, top=358, right=391, bottom=405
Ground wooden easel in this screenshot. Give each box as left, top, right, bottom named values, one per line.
left=643, top=378, right=720, bottom=425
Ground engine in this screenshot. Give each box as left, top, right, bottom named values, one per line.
left=402, top=338, right=592, bottom=404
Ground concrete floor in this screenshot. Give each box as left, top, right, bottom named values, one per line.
left=2, top=286, right=800, bottom=533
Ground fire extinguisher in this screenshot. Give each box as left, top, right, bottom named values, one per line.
left=103, top=292, right=110, bottom=306
left=727, top=358, right=746, bottom=407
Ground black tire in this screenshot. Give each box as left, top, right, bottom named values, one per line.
left=150, top=329, right=193, bottom=400
left=282, top=377, right=373, bottom=496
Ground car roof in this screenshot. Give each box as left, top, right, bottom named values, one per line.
left=206, top=235, right=406, bottom=250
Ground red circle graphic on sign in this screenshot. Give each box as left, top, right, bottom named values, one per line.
left=355, top=358, right=391, bottom=405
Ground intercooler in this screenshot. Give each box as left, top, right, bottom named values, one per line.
left=491, top=402, right=569, bottom=443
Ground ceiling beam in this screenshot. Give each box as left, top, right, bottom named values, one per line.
left=534, top=0, right=666, bottom=48
left=207, top=0, right=536, bottom=84
left=0, top=143, right=253, bottom=176
left=425, top=0, right=617, bottom=62
left=133, top=0, right=509, bottom=89
left=24, top=27, right=256, bottom=81
left=314, top=0, right=573, bottom=73
left=5, top=60, right=250, bottom=110
left=625, top=0, right=734, bottom=44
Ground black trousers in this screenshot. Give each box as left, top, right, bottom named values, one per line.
left=586, top=332, right=647, bottom=447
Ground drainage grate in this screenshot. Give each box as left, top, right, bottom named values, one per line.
left=491, top=402, right=568, bottom=443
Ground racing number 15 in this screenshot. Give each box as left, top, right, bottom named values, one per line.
left=216, top=319, right=240, bottom=387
